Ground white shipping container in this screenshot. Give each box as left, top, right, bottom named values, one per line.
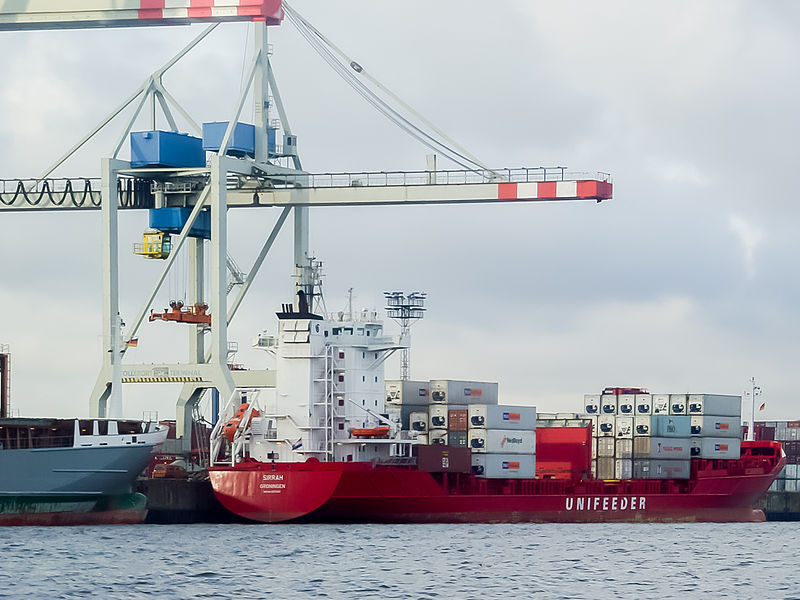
left=416, top=433, right=429, bottom=445
left=689, top=415, right=741, bottom=438
left=385, top=380, right=430, bottom=405
left=687, top=394, right=742, bottom=417
left=617, top=394, right=635, bottom=415
left=601, top=395, right=617, bottom=414
left=598, top=415, right=615, bottom=438
left=615, top=438, right=633, bottom=459
left=430, top=430, right=448, bottom=445
left=690, top=437, right=701, bottom=457
left=634, top=394, right=652, bottom=415
left=615, top=458, right=633, bottom=479
left=652, top=394, right=670, bottom=414
left=584, top=395, right=600, bottom=415
left=771, top=479, right=786, bottom=492
left=591, top=437, right=598, bottom=460
left=633, top=459, right=691, bottom=479
left=471, top=453, right=536, bottom=479
left=428, top=405, right=448, bottom=430
left=786, top=479, right=799, bottom=492
left=468, top=405, right=537, bottom=430
left=698, top=437, right=741, bottom=460
left=409, top=412, right=428, bottom=432
left=591, top=458, right=597, bottom=477
left=786, top=464, right=798, bottom=479
left=634, top=416, right=652, bottom=437
left=468, top=428, right=536, bottom=454
left=430, top=380, right=498, bottom=405
left=633, top=437, right=691, bottom=460
left=615, top=417, right=633, bottom=439
left=669, top=394, right=688, bottom=415
left=597, top=437, right=615, bottom=458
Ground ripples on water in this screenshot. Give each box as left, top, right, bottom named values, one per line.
left=2, top=523, right=799, bottom=599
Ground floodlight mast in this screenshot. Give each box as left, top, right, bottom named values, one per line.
left=384, top=291, right=426, bottom=381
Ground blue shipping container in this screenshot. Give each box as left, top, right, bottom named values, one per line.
left=130, top=131, right=205, bottom=168
left=202, top=122, right=256, bottom=158
left=149, top=207, right=211, bottom=240
left=652, top=415, right=691, bottom=438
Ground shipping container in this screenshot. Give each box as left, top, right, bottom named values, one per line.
left=597, top=415, right=615, bottom=437
left=597, top=437, right=615, bottom=458
left=591, top=458, right=597, bottom=478
left=689, top=415, right=741, bottom=438
left=634, top=416, right=651, bottom=437
left=578, top=414, right=598, bottom=435
left=468, top=428, right=536, bottom=454
left=400, top=404, right=430, bottom=430
left=447, top=409, right=468, bottom=432
left=447, top=430, right=468, bottom=448
left=617, top=394, right=635, bottom=415
left=471, top=454, right=536, bottom=479
left=416, top=433, right=428, bottom=445
left=634, top=394, right=652, bottom=415
left=596, top=457, right=616, bottom=479
left=786, top=464, right=798, bottom=479
left=687, top=394, right=741, bottom=417
left=652, top=394, right=670, bottom=415
left=538, top=412, right=558, bottom=420
left=633, top=437, right=691, bottom=460
left=409, top=411, right=428, bottom=432
left=697, top=437, right=741, bottom=460
left=615, top=458, right=633, bottom=479
left=615, top=438, right=633, bottom=459
left=601, top=395, right=617, bottom=414
left=770, top=479, right=786, bottom=492
left=690, top=437, right=701, bottom=457
left=669, top=394, right=688, bottom=415
left=428, top=405, right=448, bottom=430
left=584, top=395, right=600, bottom=415
left=633, top=459, right=691, bottom=479
left=468, top=405, right=537, bottom=430
left=415, top=445, right=471, bottom=472
left=652, top=415, right=691, bottom=437
left=615, top=417, right=633, bottom=439
left=591, top=437, right=598, bottom=460
left=430, top=430, right=448, bottom=445
left=385, top=380, right=430, bottom=405
left=429, top=380, right=498, bottom=405
left=786, top=479, right=799, bottom=492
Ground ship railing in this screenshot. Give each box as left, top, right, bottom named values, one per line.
left=0, top=435, right=74, bottom=450
left=377, top=457, right=417, bottom=467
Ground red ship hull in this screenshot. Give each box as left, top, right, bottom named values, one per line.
left=209, top=442, right=784, bottom=524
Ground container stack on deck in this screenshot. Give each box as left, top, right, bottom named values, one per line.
left=582, top=390, right=742, bottom=480
left=468, top=404, right=537, bottom=478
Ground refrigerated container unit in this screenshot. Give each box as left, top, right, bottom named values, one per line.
left=409, top=411, right=428, bottom=433
left=429, top=380, right=498, bottom=405
left=468, top=405, right=537, bottom=430
left=430, top=430, right=448, bottom=446
left=415, top=433, right=429, bottom=445
left=447, top=430, right=468, bottom=448
left=669, top=394, right=688, bottom=415
left=634, top=394, right=652, bottom=415
left=600, top=395, right=617, bottom=415
left=385, top=379, right=430, bottom=406
left=400, top=404, right=430, bottom=430
left=690, top=415, right=742, bottom=438
left=696, top=437, right=741, bottom=460
left=634, top=416, right=651, bottom=437
left=652, top=394, right=670, bottom=415
left=471, top=454, right=536, bottom=479
left=633, top=437, right=691, bottom=460
left=584, top=395, right=600, bottom=415
left=617, top=394, right=635, bottom=415
left=597, top=415, right=615, bottom=437
left=615, top=417, right=633, bottom=439
left=448, top=409, right=468, bottom=432
left=633, top=459, right=691, bottom=479
left=615, top=458, right=633, bottom=479
left=468, top=428, right=536, bottom=454
left=687, top=394, right=741, bottom=417
left=615, top=438, right=633, bottom=459
left=428, top=405, right=448, bottom=430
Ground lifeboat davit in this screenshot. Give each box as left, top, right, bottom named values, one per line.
left=223, top=403, right=259, bottom=442
left=351, top=426, right=390, bottom=438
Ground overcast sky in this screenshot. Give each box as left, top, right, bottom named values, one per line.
left=0, top=1, right=798, bottom=423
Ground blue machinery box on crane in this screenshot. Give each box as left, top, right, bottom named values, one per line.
left=130, top=131, right=206, bottom=168
left=149, top=208, right=211, bottom=240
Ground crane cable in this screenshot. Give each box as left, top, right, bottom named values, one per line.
left=283, top=3, right=502, bottom=180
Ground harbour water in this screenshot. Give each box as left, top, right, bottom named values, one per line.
left=3, top=523, right=800, bottom=599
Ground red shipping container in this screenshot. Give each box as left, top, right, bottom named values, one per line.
left=447, top=409, right=468, bottom=432
left=415, top=445, right=471, bottom=473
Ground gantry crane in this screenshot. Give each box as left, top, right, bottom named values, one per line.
left=0, top=0, right=613, bottom=455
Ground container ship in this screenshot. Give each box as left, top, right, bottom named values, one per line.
left=208, top=299, right=783, bottom=524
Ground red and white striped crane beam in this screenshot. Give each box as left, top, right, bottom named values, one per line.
left=0, top=0, right=283, bottom=31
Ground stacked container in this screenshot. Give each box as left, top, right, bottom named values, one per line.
left=769, top=464, right=800, bottom=492
left=469, top=404, right=536, bottom=478
left=687, top=394, right=742, bottom=460
left=429, top=380, right=498, bottom=405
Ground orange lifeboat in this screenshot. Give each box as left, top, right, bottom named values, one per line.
left=223, top=403, right=260, bottom=442
left=351, top=426, right=391, bottom=438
